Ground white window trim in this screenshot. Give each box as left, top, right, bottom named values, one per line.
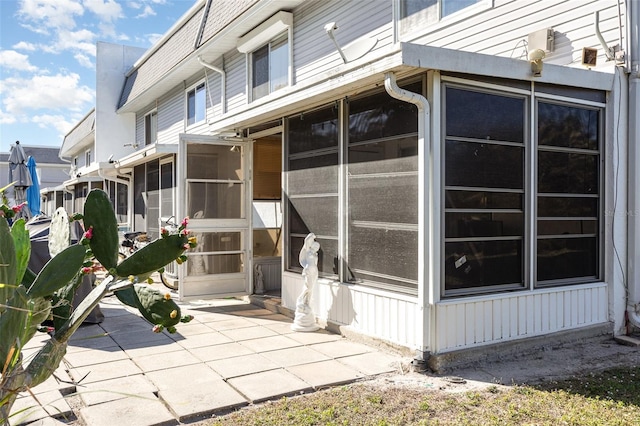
left=185, top=80, right=207, bottom=128
left=145, top=109, right=158, bottom=146
left=395, top=0, right=493, bottom=43
left=237, top=11, right=292, bottom=54
left=85, top=149, right=91, bottom=166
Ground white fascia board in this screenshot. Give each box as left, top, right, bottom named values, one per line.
left=210, top=42, right=615, bottom=133
left=237, top=11, right=293, bottom=53
left=399, top=43, right=615, bottom=91
left=115, top=143, right=178, bottom=169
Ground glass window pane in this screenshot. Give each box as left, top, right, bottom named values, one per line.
left=349, top=227, right=418, bottom=282
left=288, top=154, right=338, bottom=195
left=270, top=35, right=288, bottom=92
left=538, top=102, right=599, bottom=150
left=445, top=212, right=523, bottom=238
left=538, top=196, right=598, bottom=217
left=348, top=137, right=418, bottom=174
left=537, top=220, right=597, bottom=236
left=187, top=144, right=243, bottom=180
left=188, top=232, right=242, bottom=252
left=187, top=182, right=243, bottom=219
left=537, top=237, right=597, bottom=282
left=445, top=190, right=522, bottom=209
left=445, top=140, right=524, bottom=189
left=446, top=87, right=525, bottom=142
left=186, top=253, right=244, bottom=276
left=290, top=236, right=337, bottom=277
left=288, top=106, right=338, bottom=154
left=116, top=182, right=127, bottom=223
left=442, top=0, right=482, bottom=16
left=187, top=90, right=196, bottom=126
left=348, top=82, right=420, bottom=143
left=445, top=240, right=523, bottom=291
left=538, top=151, right=598, bottom=194
left=195, top=84, right=205, bottom=122
left=253, top=44, right=269, bottom=100
left=289, top=197, right=338, bottom=236
left=349, top=174, right=418, bottom=224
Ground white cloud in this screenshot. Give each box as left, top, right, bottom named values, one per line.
left=49, top=29, right=97, bottom=56
left=74, top=53, right=94, bottom=68
left=146, top=33, right=163, bottom=45
left=0, top=73, right=94, bottom=116
left=31, top=113, right=77, bottom=136
left=0, top=50, right=38, bottom=72
left=0, top=109, right=18, bottom=125
left=127, top=1, right=142, bottom=9
left=12, top=41, right=38, bottom=51
left=17, top=0, right=84, bottom=30
left=83, top=0, right=123, bottom=22
left=136, top=5, right=156, bottom=18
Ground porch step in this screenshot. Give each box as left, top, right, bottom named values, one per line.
left=248, top=294, right=286, bottom=316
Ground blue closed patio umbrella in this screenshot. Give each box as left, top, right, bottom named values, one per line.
left=26, top=156, right=41, bottom=216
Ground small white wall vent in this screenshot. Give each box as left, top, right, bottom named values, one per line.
left=528, top=28, right=554, bottom=53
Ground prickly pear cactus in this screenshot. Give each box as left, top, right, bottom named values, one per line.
left=0, top=188, right=195, bottom=421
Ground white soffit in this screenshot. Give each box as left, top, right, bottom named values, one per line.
left=237, top=11, right=292, bottom=53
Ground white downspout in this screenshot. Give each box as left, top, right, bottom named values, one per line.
left=197, top=56, right=226, bottom=114
left=625, top=0, right=640, bottom=330
left=384, top=72, right=432, bottom=363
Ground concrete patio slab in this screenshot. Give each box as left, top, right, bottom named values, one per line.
left=206, top=353, right=280, bottom=379
left=189, top=341, right=255, bottom=362
left=310, top=340, right=376, bottom=358
left=259, top=346, right=330, bottom=368
left=75, top=374, right=157, bottom=406
left=287, top=359, right=364, bottom=388
left=227, top=368, right=313, bottom=403
left=238, top=334, right=302, bottom=352
left=10, top=297, right=408, bottom=424
left=131, top=347, right=201, bottom=373
left=219, top=325, right=279, bottom=341
left=173, top=331, right=233, bottom=349
left=68, top=358, right=143, bottom=385
left=79, top=393, right=176, bottom=426
left=157, top=378, right=247, bottom=421
left=9, top=389, right=72, bottom=426
left=144, top=363, right=222, bottom=390
left=337, top=351, right=401, bottom=376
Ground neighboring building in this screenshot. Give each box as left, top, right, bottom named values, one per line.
left=0, top=144, right=68, bottom=214
left=56, top=42, right=146, bottom=223
left=72, top=0, right=640, bottom=368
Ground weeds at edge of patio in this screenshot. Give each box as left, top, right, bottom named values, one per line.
left=209, top=367, right=640, bottom=425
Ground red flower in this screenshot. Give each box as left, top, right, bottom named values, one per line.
left=83, top=226, right=94, bottom=240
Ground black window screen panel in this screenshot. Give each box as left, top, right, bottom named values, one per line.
left=443, top=85, right=526, bottom=296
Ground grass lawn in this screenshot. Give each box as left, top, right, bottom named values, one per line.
left=210, top=366, right=640, bottom=425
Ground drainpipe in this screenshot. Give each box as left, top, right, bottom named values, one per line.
left=384, top=72, right=432, bottom=366
left=198, top=56, right=226, bottom=114
left=625, top=0, right=640, bottom=330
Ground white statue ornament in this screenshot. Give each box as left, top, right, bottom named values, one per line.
left=291, top=233, right=320, bottom=332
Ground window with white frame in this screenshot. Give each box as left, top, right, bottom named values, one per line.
left=443, top=81, right=603, bottom=297
left=286, top=79, right=420, bottom=294
left=85, top=149, right=91, bottom=166
left=186, top=82, right=206, bottom=126
left=145, top=110, right=157, bottom=145
left=106, top=180, right=128, bottom=225
left=399, top=0, right=487, bottom=34
left=251, top=33, right=289, bottom=101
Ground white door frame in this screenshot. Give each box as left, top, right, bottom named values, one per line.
left=177, top=133, right=253, bottom=300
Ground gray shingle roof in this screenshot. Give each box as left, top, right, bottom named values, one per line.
left=118, top=0, right=258, bottom=109
left=0, top=146, right=65, bottom=165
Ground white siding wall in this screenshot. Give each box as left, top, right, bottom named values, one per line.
left=225, top=50, right=247, bottom=113
left=293, top=0, right=393, bottom=86
left=408, top=0, right=623, bottom=70
left=434, top=283, right=608, bottom=353
left=157, top=87, right=184, bottom=144
left=283, top=273, right=422, bottom=350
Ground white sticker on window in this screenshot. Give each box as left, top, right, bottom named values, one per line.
left=455, top=255, right=467, bottom=269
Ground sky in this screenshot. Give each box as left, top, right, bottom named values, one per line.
left=0, top=0, right=196, bottom=152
